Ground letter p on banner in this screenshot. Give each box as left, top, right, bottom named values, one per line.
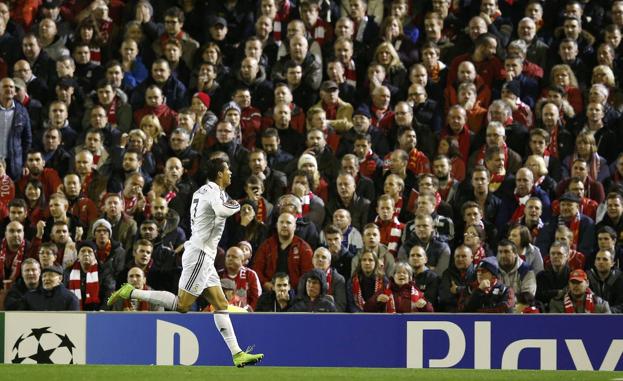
left=406, top=321, right=466, bottom=368
left=156, top=320, right=199, bottom=365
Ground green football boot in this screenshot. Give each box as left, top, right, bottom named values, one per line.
left=107, top=283, right=135, bottom=306
left=233, top=347, right=264, bottom=368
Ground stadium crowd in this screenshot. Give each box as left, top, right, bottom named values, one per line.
left=0, top=0, right=623, bottom=314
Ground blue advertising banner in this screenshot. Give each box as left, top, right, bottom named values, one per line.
left=86, top=313, right=623, bottom=370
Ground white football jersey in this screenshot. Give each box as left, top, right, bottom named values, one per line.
left=186, top=182, right=240, bottom=253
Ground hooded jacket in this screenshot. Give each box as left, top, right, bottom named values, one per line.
left=497, top=256, right=536, bottom=305
left=288, top=269, right=337, bottom=312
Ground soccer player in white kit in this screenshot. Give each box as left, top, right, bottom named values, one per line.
left=108, top=158, right=264, bottom=367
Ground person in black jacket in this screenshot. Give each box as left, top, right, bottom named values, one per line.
left=439, top=245, right=478, bottom=312
left=459, top=256, right=515, bottom=313
left=289, top=268, right=337, bottom=312
left=408, top=245, right=440, bottom=308
left=255, top=272, right=295, bottom=312
left=4, top=258, right=41, bottom=310
left=536, top=241, right=572, bottom=312
left=588, top=249, right=623, bottom=313
left=23, top=264, right=79, bottom=311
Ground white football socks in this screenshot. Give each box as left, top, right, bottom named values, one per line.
left=214, top=311, right=242, bottom=355
left=131, top=289, right=178, bottom=311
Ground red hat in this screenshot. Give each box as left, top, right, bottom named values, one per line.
left=569, top=269, right=588, bottom=282
left=193, top=92, right=211, bottom=109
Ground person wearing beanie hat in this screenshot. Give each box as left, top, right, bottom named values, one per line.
left=221, top=101, right=242, bottom=118
left=500, top=79, right=534, bottom=130
left=76, top=240, right=98, bottom=253
left=337, top=102, right=390, bottom=158
left=193, top=92, right=211, bottom=109
left=296, top=152, right=330, bottom=203
left=503, top=80, right=521, bottom=98
left=107, top=157, right=264, bottom=366
left=92, top=218, right=112, bottom=237
left=297, top=153, right=318, bottom=170
left=548, top=268, right=611, bottom=313
left=90, top=217, right=126, bottom=286
left=459, top=255, right=515, bottom=313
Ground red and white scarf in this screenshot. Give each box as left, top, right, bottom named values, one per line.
left=441, top=125, right=471, bottom=161
left=384, top=283, right=423, bottom=313
left=325, top=268, right=333, bottom=295
left=0, top=239, right=24, bottom=282
left=510, top=191, right=532, bottom=223
left=272, top=0, right=291, bottom=43
left=96, top=241, right=112, bottom=263
left=407, top=148, right=430, bottom=176
left=563, top=289, right=595, bottom=313
left=473, top=245, right=486, bottom=265
left=352, top=273, right=383, bottom=310
left=393, top=196, right=403, bottom=219
left=344, top=59, right=357, bottom=88
left=374, top=216, right=404, bottom=258
left=301, top=192, right=314, bottom=216
left=68, top=261, right=100, bottom=309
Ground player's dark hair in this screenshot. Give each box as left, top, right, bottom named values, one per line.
left=205, top=158, right=228, bottom=182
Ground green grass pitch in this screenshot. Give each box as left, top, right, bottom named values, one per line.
left=1, top=365, right=622, bottom=381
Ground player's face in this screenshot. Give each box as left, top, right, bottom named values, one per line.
left=219, top=163, right=233, bottom=187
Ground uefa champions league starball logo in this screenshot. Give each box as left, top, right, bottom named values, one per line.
left=11, top=326, right=76, bottom=364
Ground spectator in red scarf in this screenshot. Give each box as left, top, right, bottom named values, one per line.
left=374, top=194, right=404, bottom=258
left=304, top=247, right=346, bottom=311
left=290, top=170, right=325, bottom=229
left=496, top=167, right=551, bottom=230
left=151, top=7, right=198, bottom=68
left=16, top=150, right=62, bottom=200
left=65, top=240, right=114, bottom=310
left=346, top=250, right=388, bottom=312
left=551, top=177, right=598, bottom=221
left=548, top=269, right=610, bottom=313
left=536, top=193, right=596, bottom=262
left=556, top=158, right=605, bottom=204
left=90, top=218, right=126, bottom=284
left=364, top=262, right=433, bottom=313
left=218, top=246, right=262, bottom=311
left=133, top=85, right=178, bottom=135
left=440, top=105, right=473, bottom=162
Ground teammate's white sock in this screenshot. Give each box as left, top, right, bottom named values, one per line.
left=131, top=289, right=178, bottom=310
left=214, top=311, right=242, bottom=355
